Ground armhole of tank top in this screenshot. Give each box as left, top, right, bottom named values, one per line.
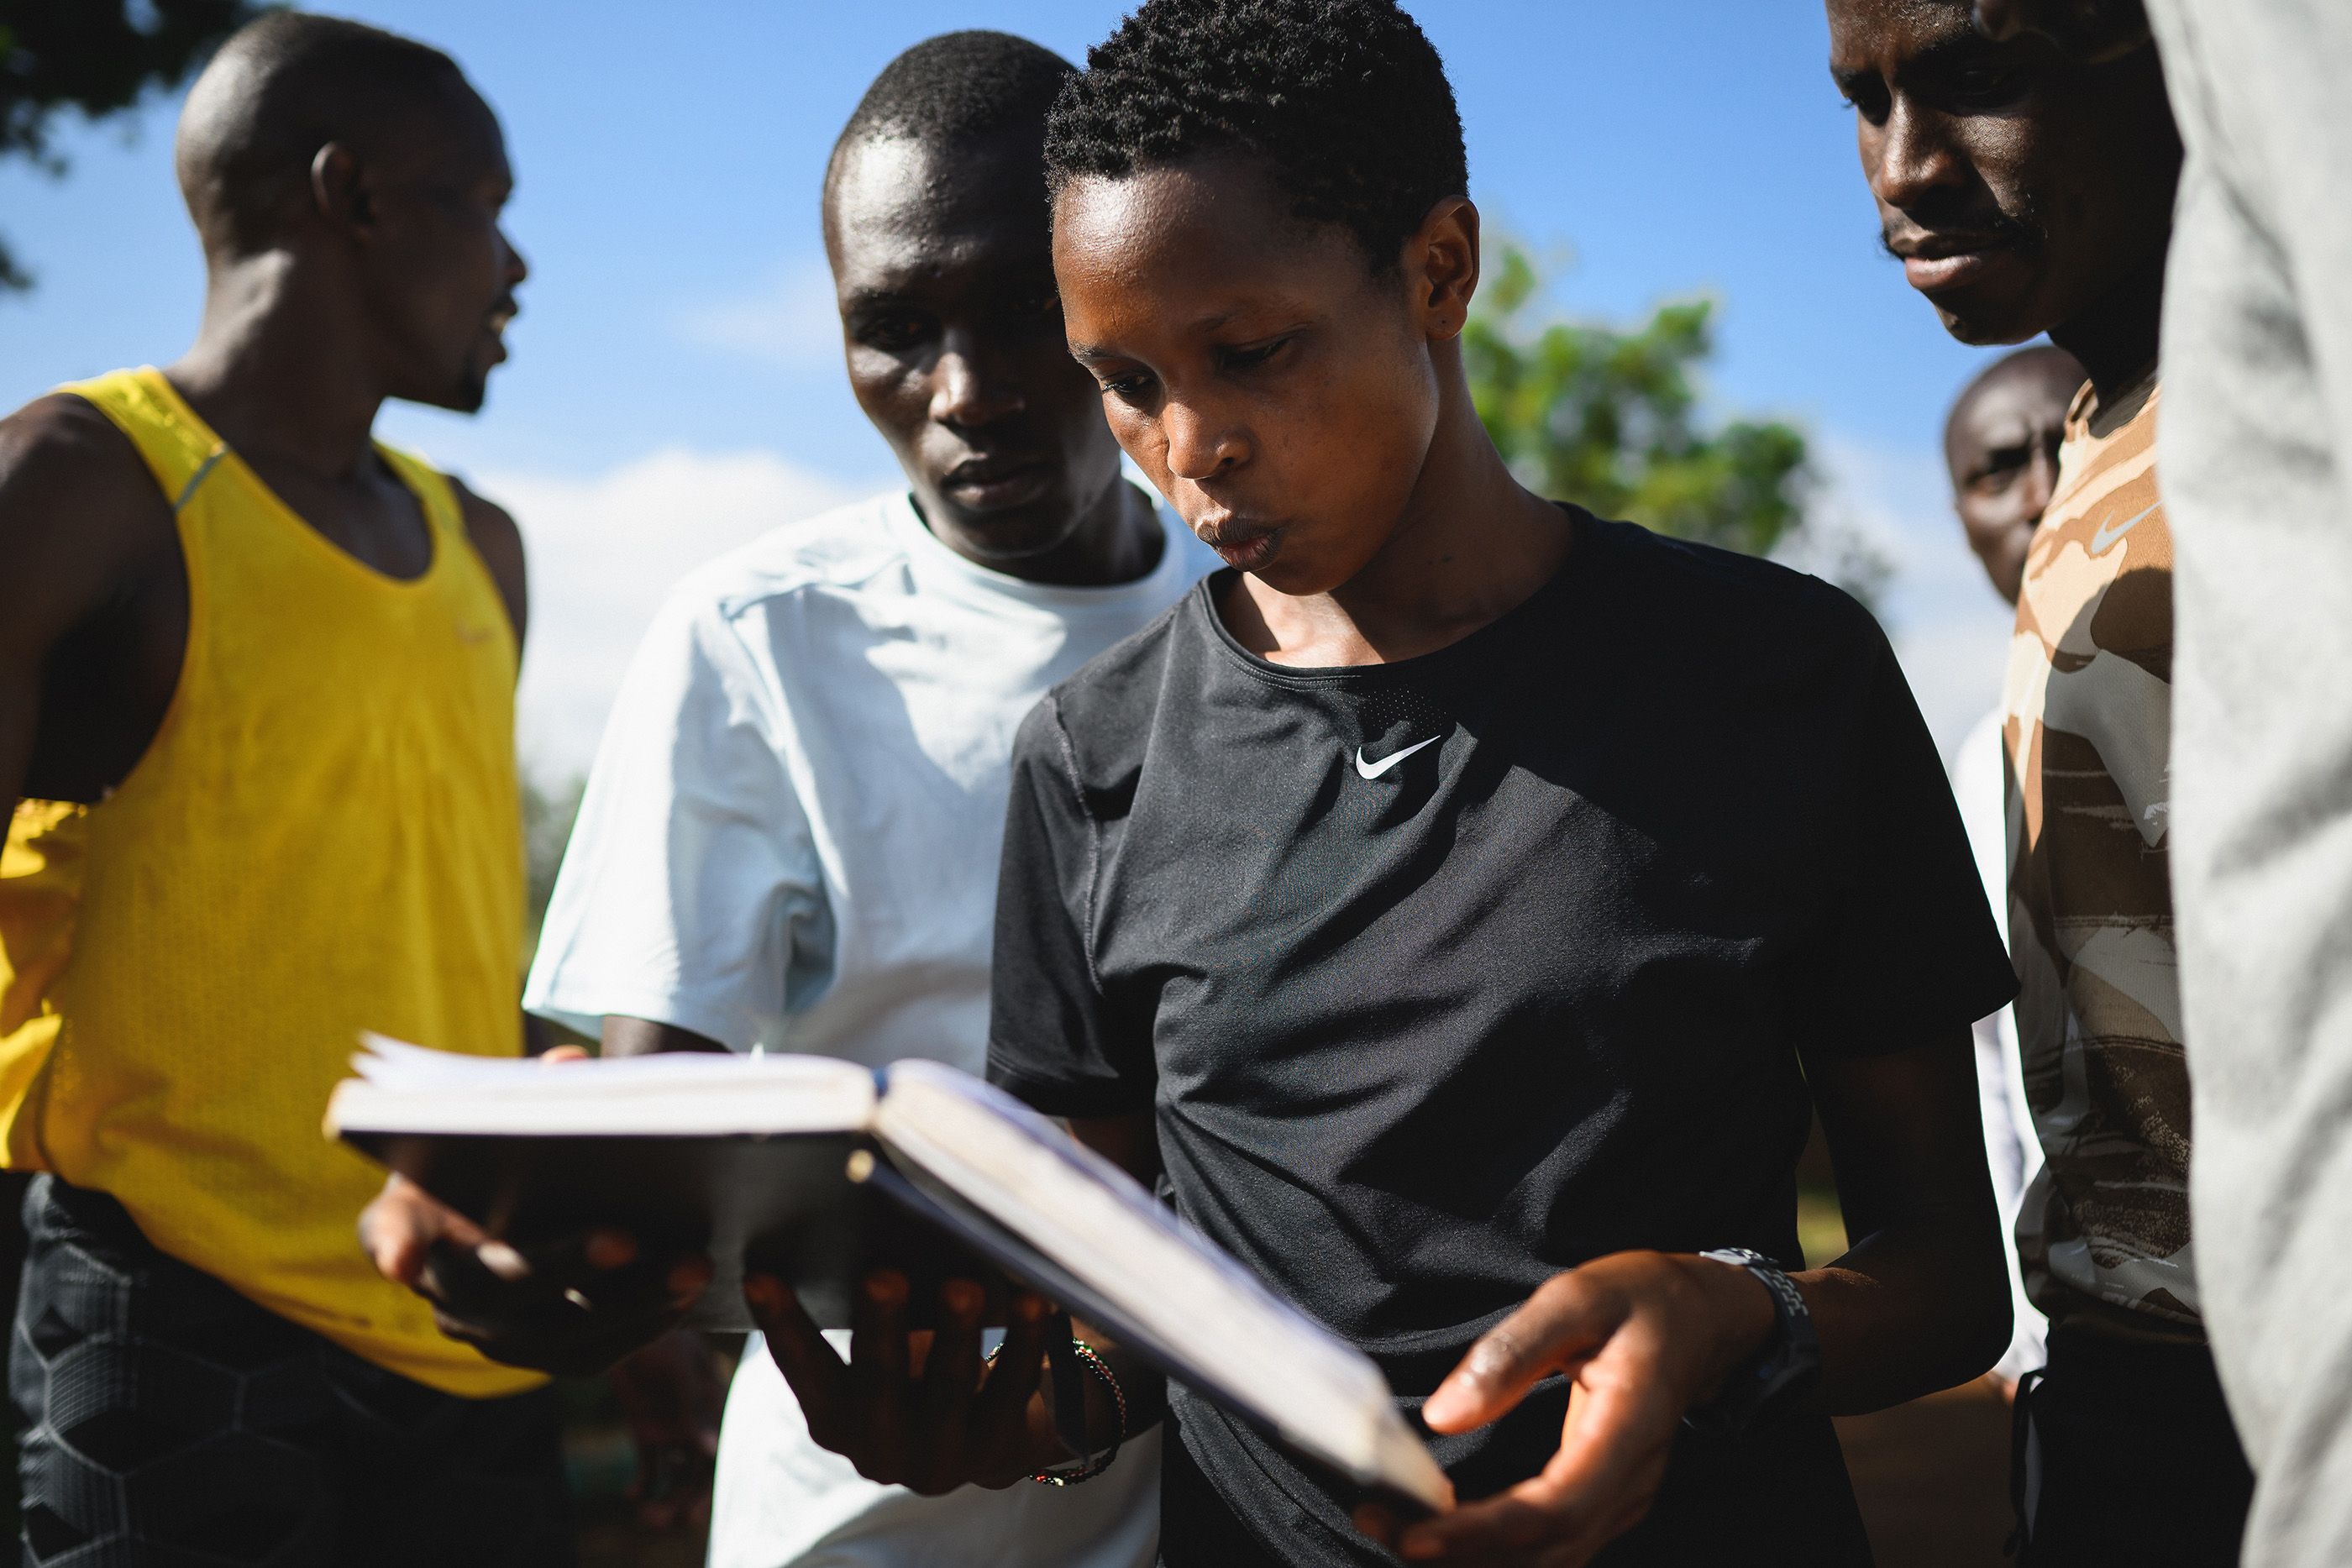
left=372, top=444, right=465, bottom=576
left=380, top=446, right=524, bottom=669
left=53, top=381, right=210, bottom=814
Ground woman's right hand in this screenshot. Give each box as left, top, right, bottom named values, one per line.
left=745, top=1268, right=1071, bottom=1495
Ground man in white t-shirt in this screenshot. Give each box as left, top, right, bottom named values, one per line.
left=363, top=31, right=1210, bottom=1568
left=1940, top=344, right=2084, bottom=1389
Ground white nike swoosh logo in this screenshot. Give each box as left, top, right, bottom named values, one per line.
left=1354, top=735, right=1441, bottom=779
left=2088, top=502, right=2159, bottom=555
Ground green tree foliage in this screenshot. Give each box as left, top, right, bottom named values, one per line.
left=1464, top=242, right=1811, bottom=559
left=0, top=0, right=262, bottom=291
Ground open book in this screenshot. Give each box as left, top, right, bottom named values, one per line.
left=328, top=1036, right=1453, bottom=1513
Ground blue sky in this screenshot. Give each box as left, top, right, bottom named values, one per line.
left=0, top=0, right=2020, bottom=776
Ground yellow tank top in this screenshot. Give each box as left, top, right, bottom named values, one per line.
left=0, top=368, right=541, bottom=1397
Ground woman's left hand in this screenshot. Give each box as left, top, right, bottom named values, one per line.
left=1357, top=1250, right=1775, bottom=1566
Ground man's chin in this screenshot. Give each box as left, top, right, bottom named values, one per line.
left=400, top=375, right=491, bottom=417
left=1928, top=292, right=2051, bottom=349
left=921, top=496, right=1082, bottom=564
left=444, top=373, right=491, bottom=415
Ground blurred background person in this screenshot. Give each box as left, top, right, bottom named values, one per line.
left=1826, top=0, right=2255, bottom=1560
left=1942, top=343, right=2086, bottom=1396
left=363, top=30, right=1210, bottom=1568
left=0, top=13, right=564, bottom=1565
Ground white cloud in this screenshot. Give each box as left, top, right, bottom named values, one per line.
left=679, top=258, right=843, bottom=369
left=486, top=448, right=878, bottom=781
left=1809, top=432, right=2015, bottom=760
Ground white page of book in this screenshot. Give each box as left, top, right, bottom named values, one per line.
left=330, top=1035, right=878, bottom=1136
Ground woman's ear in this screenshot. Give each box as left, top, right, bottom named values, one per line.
left=1410, top=196, right=1481, bottom=343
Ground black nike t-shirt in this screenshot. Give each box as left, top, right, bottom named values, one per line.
left=987, top=512, right=2016, bottom=1565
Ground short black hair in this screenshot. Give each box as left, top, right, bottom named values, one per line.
left=176, top=12, right=473, bottom=254
left=1044, top=0, right=1467, bottom=267
left=831, top=30, right=1075, bottom=176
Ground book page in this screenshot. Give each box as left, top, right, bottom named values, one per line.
left=329, top=1035, right=878, bottom=1136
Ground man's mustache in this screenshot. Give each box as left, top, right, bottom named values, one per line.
left=1879, top=207, right=2044, bottom=261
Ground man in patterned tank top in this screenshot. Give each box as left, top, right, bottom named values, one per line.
left=1826, top=3, right=2254, bottom=1562
left=0, top=13, right=570, bottom=1565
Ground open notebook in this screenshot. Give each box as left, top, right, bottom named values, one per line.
left=328, top=1036, right=1453, bottom=1513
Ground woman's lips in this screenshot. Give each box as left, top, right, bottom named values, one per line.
left=1201, top=524, right=1282, bottom=572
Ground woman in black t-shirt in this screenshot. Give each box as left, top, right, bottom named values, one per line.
left=749, top=3, right=2018, bottom=1563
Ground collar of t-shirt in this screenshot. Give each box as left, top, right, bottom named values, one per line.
left=880, top=486, right=1206, bottom=627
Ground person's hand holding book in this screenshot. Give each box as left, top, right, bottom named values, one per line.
left=355, top=1041, right=717, bottom=1375
left=1352, top=1250, right=1779, bottom=1565
left=744, top=1266, right=1142, bottom=1495
left=359, top=1172, right=715, bottom=1375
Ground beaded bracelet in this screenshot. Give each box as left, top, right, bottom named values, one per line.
left=986, top=1337, right=1127, bottom=1486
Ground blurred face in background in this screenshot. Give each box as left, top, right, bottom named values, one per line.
left=1825, top=0, right=2177, bottom=346
left=826, top=129, right=1126, bottom=566
left=1944, top=347, right=2086, bottom=602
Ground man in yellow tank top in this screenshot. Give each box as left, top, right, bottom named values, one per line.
left=0, top=13, right=567, bottom=1563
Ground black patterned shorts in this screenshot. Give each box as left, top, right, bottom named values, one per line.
left=9, top=1176, right=574, bottom=1566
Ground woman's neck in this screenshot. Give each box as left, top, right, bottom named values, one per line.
left=1230, top=374, right=1572, bottom=669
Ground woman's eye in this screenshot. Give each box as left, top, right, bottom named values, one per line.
left=1101, top=373, right=1156, bottom=401
left=1222, top=337, right=1289, bottom=372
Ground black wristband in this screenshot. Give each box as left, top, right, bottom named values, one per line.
left=1683, top=1247, right=1821, bottom=1439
